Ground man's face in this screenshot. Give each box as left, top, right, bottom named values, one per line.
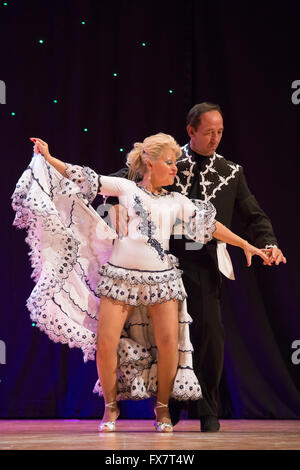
left=187, top=110, right=224, bottom=156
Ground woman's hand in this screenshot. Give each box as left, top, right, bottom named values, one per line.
left=29, top=137, right=67, bottom=176
left=242, top=241, right=269, bottom=267
left=30, top=137, right=51, bottom=161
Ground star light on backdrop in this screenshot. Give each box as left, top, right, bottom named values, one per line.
left=1, top=2, right=174, bottom=158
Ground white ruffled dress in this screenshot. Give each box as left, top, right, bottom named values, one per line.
left=11, top=154, right=217, bottom=402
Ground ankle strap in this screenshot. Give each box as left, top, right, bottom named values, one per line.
left=156, top=401, right=169, bottom=409
left=105, top=401, right=117, bottom=408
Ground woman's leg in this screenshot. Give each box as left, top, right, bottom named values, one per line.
left=148, top=299, right=179, bottom=423
left=96, top=296, right=132, bottom=422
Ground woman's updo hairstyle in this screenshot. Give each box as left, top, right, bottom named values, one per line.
left=126, top=133, right=181, bottom=181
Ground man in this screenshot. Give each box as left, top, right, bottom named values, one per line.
left=104, top=102, right=286, bottom=432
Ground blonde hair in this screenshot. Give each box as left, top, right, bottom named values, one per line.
left=126, top=133, right=181, bottom=181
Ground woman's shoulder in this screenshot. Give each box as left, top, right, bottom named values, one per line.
left=169, top=191, right=191, bottom=204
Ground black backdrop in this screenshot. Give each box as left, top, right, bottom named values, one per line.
left=1, top=0, right=299, bottom=419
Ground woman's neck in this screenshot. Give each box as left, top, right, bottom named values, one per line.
left=140, top=174, right=162, bottom=194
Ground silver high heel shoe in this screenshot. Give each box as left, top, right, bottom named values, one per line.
left=99, top=401, right=120, bottom=433
left=154, top=401, right=173, bottom=433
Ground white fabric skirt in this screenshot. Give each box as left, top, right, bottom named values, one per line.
left=11, top=154, right=202, bottom=401
left=97, top=261, right=187, bottom=305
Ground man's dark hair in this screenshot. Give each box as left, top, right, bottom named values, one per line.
left=186, top=102, right=223, bottom=130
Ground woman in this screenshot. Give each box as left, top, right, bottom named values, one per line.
left=12, top=133, right=267, bottom=433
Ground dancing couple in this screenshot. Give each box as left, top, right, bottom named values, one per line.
left=11, top=132, right=268, bottom=433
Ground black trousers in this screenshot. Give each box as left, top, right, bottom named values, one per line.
left=182, top=268, right=225, bottom=418
left=170, top=239, right=225, bottom=418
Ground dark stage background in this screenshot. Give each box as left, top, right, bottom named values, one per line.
left=1, top=0, right=300, bottom=419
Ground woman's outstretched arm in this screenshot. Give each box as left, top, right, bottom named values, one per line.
left=214, top=221, right=247, bottom=249
left=30, top=138, right=67, bottom=176
left=214, top=221, right=269, bottom=266
left=30, top=137, right=134, bottom=199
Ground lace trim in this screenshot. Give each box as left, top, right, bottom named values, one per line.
left=208, top=161, right=240, bottom=202
left=64, top=163, right=99, bottom=204
left=184, top=199, right=217, bottom=243
left=99, top=262, right=183, bottom=284
left=97, top=262, right=187, bottom=306
left=173, top=144, right=196, bottom=196
left=29, top=294, right=97, bottom=361
left=11, top=155, right=114, bottom=362
left=133, top=194, right=166, bottom=262
left=93, top=337, right=201, bottom=401
left=174, top=144, right=241, bottom=202
left=97, top=285, right=186, bottom=306
left=93, top=369, right=202, bottom=401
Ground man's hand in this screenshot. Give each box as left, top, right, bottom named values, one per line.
left=108, top=204, right=129, bottom=237
left=261, top=247, right=287, bottom=266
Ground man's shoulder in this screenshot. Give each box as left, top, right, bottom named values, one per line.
left=177, top=143, right=193, bottom=165
left=214, top=153, right=242, bottom=171
left=109, top=167, right=129, bottom=178
left=177, top=144, right=242, bottom=172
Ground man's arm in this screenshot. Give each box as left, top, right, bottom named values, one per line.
left=108, top=167, right=129, bottom=178
left=234, top=166, right=286, bottom=265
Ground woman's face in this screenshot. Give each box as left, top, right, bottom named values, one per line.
left=149, top=147, right=178, bottom=187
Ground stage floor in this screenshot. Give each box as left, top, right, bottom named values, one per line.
left=0, top=419, right=300, bottom=450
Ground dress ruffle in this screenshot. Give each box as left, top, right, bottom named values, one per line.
left=172, top=194, right=217, bottom=245
left=11, top=154, right=116, bottom=361
left=188, top=198, right=217, bottom=243
left=96, top=262, right=187, bottom=306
